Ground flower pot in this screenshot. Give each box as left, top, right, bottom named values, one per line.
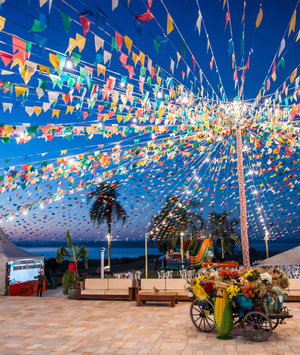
left=68, top=288, right=78, bottom=300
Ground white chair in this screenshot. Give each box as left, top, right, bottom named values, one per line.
left=157, top=271, right=163, bottom=279
left=114, top=274, right=122, bottom=279
left=179, top=269, right=187, bottom=279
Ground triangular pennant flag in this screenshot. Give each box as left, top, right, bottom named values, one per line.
left=34, top=106, right=42, bottom=116
left=167, top=13, right=173, bottom=35
left=124, top=36, right=132, bottom=55
left=104, top=51, right=112, bottom=65
left=112, top=0, right=119, bottom=11
left=256, top=5, right=263, bottom=28
left=95, top=35, right=104, bottom=52
left=288, top=10, right=296, bottom=37
left=195, top=10, right=202, bottom=36
left=80, top=15, right=91, bottom=36
left=61, top=12, right=72, bottom=33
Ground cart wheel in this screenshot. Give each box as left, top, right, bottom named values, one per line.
left=242, top=311, right=272, bottom=342
left=270, top=318, right=280, bottom=330
left=190, top=299, right=215, bottom=333
left=233, top=311, right=241, bottom=326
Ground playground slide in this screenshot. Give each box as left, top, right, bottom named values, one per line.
left=190, top=239, right=212, bottom=267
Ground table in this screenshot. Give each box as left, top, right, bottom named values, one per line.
left=136, top=292, right=178, bottom=307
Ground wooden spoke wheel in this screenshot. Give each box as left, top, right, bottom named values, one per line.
left=270, top=318, right=280, bottom=330
left=190, top=299, right=215, bottom=333
left=242, top=311, right=272, bottom=342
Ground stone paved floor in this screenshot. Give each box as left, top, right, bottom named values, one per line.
left=0, top=296, right=300, bottom=355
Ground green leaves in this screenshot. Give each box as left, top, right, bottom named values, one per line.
left=56, top=246, right=72, bottom=263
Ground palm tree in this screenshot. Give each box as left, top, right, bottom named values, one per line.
left=87, top=181, right=127, bottom=268
left=149, top=195, right=205, bottom=253
left=209, top=211, right=240, bottom=260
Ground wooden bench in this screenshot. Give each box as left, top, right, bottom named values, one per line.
left=136, top=292, right=178, bottom=307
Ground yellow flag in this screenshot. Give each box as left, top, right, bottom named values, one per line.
left=117, top=115, right=123, bottom=123
left=256, top=6, right=263, bottom=28
left=176, top=52, right=181, bottom=68
left=223, top=0, right=226, bottom=9
left=15, top=86, right=26, bottom=97
left=86, top=127, right=95, bottom=135
left=97, top=63, right=106, bottom=77
left=34, top=106, right=42, bottom=116
left=52, top=109, right=60, bottom=118
left=0, top=16, right=6, bottom=31
left=285, top=86, right=288, bottom=96
left=124, top=36, right=132, bottom=54
left=258, top=90, right=261, bottom=102
left=67, top=38, right=77, bottom=55
left=296, top=29, right=300, bottom=41
left=39, top=65, right=50, bottom=75
left=272, top=71, right=276, bottom=82
left=132, top=52, right=138, bottom=66
left=66, top=106, right=74, bottom=114
left=290, top=68, right=297, bottom=83
left=167, top=13, right=173, bottom=35
left=103, top=114, right=109, bottom=122
left=207, top=35, right=210, bottom=53
left=4, top=125, right=13, bottom=136
left=289, top=10, right=296, bottom=37
left=139, top=51, right=145, bottom=67
left=157, top=76, right=161, bottom=86
left=76, top=33, right=86, bottom=52
left=49, top=53, right=61, bottom=71
left=11, top=57, right=24, bottom=72
left=21, top=69, right=31, bottom=84
left=232, top=53, right=235, bottom=69
left=61, top=150, right=67, bottom=155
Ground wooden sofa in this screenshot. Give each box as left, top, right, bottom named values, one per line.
left=286, top=279, right=300, bottom=301
left=77, top=278, right=135, bottom=301
left=138, top=279, right=192, bottom=301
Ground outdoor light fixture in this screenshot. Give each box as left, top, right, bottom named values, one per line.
left=182, top=96, right=188, bottom=104
left=65, top=58, right=73, bottom=69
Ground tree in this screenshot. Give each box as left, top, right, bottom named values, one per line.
left=149, top=195, right=205, bottom=253
left=87, top=181, right=127, bottom=268
left=56, top=231, right=88, bottom=295
left=209, top=211, right=240, bottom=259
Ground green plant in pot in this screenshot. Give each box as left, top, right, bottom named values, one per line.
left=56, top=231, right=88, bottom=297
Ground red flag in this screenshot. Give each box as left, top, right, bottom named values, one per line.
left=247, top=54, right=250, bottom=69
left=0, top=52, right=12, bottom=66
left=233, top=70, right=237, bottom=82
left=80, top=15, right=91, bottom=36
left=135, top=8, right=153, bottom=22
left=126, top=64, right=135, bottom=79
left=192, top=55, right=196, bottom=71
left=119, top=53, right=127, bottom=67
left=225, top=11, right=230, bottom=31
left=115, top=32, right=123, bottom=51
left=151, top=66, right=156, bottom=79
left=210, top=55, right=214, bottom=71
left=182, top=70, right=185, bottom=80
left=282, top=81, right=286, bottom=93
left=267, top=79, right=270, bottom=91
left=272, top=59, right=276, bottom=75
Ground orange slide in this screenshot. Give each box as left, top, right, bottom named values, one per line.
left=190, top=239, right=212, bottom=266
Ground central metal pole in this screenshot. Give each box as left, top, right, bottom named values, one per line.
left=107, top=233, right=111, bottom=269
left=236, top=127, right=251, bottom=269
left=264, top=231, right=269, bottom=259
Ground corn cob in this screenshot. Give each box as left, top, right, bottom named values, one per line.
left=213, top=287, right=233, bottom=340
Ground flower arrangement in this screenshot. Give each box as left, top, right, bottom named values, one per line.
left=227, top=284, right=240, bottom=299
left=242, top=284, right=259, bottom=299
left=260, top=272, right=272, bottom=284
left=219, top=269, right=232, bottom=279
left=204, top=282, right=216, bottom=295
left=244, top=269, right=260, bottom=282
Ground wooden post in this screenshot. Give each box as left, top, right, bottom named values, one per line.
left=145, top=233, right=148, bottom=279
left=236, top=127, right=251, bottom=269
left=180, top=232, right=184, bottom=260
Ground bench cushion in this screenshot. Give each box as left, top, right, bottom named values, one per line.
left=81, top=290, right=106, bottom=295
left=165, top=289, right=189, bottom=297
left=108, top=279, right=132, bottom=290
left=140, top=279, right=165, bottom=291
left=287, top=279, right=299, bottom=290
left=105, top=290, right=129, bottom=296
left=84, top=278, right=108, bottom=290
left=165, top=279, right=187, bottom=290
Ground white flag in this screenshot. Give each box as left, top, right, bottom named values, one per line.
left=3, top=102, right=12, bottom=113
left=36, top=88, right=44, bottom=99
left=199, top=69, right=203, bottom=83
left=48, top=91, right=59, bottom=104
left=295, top=76, right=299, bottom=91
left=278, top=39, right=285, bottom=57
left=104, top=50, right=112, bottom=65
left=170, top=59, right=174, bottom=75
left=186, top=66, right=190, bottom=79
left=196, top=10, right=202, bottom=36
left=25, top=107, right=34, bottom=117
left=112, top=0, right=118, bottom=11
left=39, top=0, right=47, bottom=6
left=43, top=102, right=51, bottom=112
left=25, top=61, right=37, bottom=76
left=147, top=57, right=152, bottom=74
left=95, top=35, right=104, bottom=52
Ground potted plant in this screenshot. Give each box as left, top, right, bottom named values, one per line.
left=56, top=231, right=88, bottom=299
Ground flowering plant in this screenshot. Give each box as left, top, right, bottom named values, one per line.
left=260, top=272, right=272, bottom=284
left=242, top=284, right=259, bottom=298
left=68, top=261, right=77, bottom=272
left=231, top=271, right=239, bottom=279
left=244, top=269, right=260, bottom=282
left=219, top=269, right=232, bottom=279
left=204, top=282, right=216, bottom=295
left=227, top=284, right=240, bottom=299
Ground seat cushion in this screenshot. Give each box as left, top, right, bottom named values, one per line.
left=165, top=279, right=187, bottom=290
left=140, top=279, right=165, bottom=291
left=81, top=290, right=106, bottom=295
left=105, top=290, right=129, bottom=296
left=288, top=279, right=298, bottom=290
left=84, top=278, right=108, bottom=290
left=166, top=289, right=189, bottom=297
left=108, top=279, right=133, bottom=290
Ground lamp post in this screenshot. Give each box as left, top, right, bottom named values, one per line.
left=264, top=230, right=269, bottom=259
left=180, top=232, right=184, bottom=260
left=145, top=233, right=148, bottom=279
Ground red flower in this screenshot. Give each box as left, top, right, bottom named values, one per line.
left=68, top=261, right=77, bottom=272
left=204, top=282, right=216, bottom=295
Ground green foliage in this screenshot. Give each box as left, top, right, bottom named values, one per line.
left=209, top=211, right=241, bottom=256
left=56, top=231, right=89, bottom=294
left=149, top=195, right=205, bottom=253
